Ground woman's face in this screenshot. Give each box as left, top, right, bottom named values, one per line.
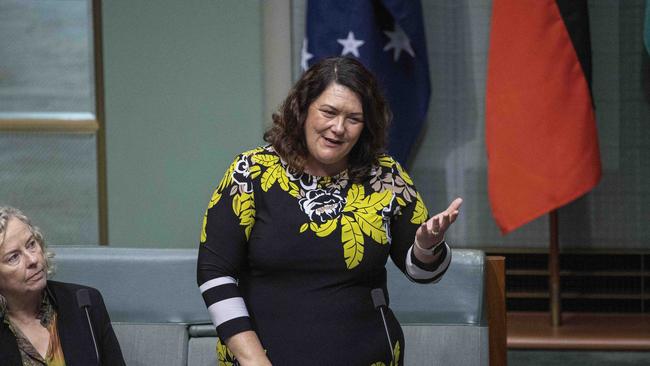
left=0, top=218, right=47, bottom=301
left=304, top=82, right=364, bottom=176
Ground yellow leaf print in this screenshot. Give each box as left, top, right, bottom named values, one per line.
left=252, top=153, right=279, bottom=167
left=277, top=168, right=290, bottom=191
left=216, top=337, right=237, bottom=366
left=312, top=219, right=338, bottom=237
left=354, top=190, right=392, bottom=213
left=203, top=151, right=263, bottom=245
left=239, top=207, right=255, bottom=240
left=242, top=146, right=265, bottom=157
left=341, top=187, right=391, bottom=245
left=208, top=156, right=239, bottom=211
left=235, top=192, right=256, bottom=240
left=244, top=223, right=254, bottom=241
left=209, top=189, right=223, bottom=210
left=254, top=154, right=296, bottom=195
left=343, top=184, right=364, bottom=212
left=239, top=193, right=254, bottom=215
left=215, top=157, right=240, bottom=200
left=341, top=215, right=364, bottom=269
left=354, top=211, right=388, bottom=244
left=249, top=164, right=261, bottom=180
left=260, top=164, right=281, bottom=192
left=288, top=181, right=300, bottom=198
left=232, top=194, right=242, bottom=216
left=396, top=197, right=406, bottom=207
left=395, top=162, right=414, bottom=185
left=411, top=192, right=428, bottom=225
left=369, top=341, right=400, bottom=366
left=200, top=210, right=208, bottom=243
left=392, top=341, right=401, bottom=366
left=201, top=157, right=239, bottom=243
left=378, top=155, right=393, bottom=168
left=296, top=179, right=393, bottom=269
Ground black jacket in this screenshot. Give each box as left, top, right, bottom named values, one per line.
left=0, top=280, right=125, bottom=366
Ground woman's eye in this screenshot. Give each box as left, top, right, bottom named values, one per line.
left=321, top=110, right=335, bottom=117
left=6, top=253, right=19, bottom=264
left=26, top=240, right=36, bottom=249
left=347, top=117, right=363, bottom=124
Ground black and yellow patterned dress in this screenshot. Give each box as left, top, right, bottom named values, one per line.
left=198, top=145, right=451, bottom=366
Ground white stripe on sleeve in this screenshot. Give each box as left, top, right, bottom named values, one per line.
left=207, top=297, right=250, bottom=327
left=405, top=243, right=452, bottom=282
left=199, top=276, right=237, bottom=293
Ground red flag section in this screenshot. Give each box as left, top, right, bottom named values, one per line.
left=486, top=0, right=601, bottom=234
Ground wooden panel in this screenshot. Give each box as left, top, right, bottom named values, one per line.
left=487, top=256, right=507, bottom=366
left=508, top=312, right=650, bottom=350
left=0, top=113, right=98, bottom=133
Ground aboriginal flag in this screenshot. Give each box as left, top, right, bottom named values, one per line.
left=486, top=0, right=602, bottom=234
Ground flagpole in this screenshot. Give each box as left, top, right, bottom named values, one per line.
left=549, top=209, right=561, bottom=326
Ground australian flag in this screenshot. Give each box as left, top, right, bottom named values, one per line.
left=304, top=0, right=431, bottom=166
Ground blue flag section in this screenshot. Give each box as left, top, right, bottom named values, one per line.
left=304, top=0, right=431, bottom=166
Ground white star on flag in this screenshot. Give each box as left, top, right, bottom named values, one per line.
left=337, top=31, right=365, bottom=58
left=300, top=39, right=313, bottom=71
left=383, top=23, right=415, bottom=61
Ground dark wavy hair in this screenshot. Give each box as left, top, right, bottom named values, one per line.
left=264, top=57, right=392, bottom=182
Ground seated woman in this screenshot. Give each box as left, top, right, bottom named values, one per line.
left=0, top=206, right=125, bottom=366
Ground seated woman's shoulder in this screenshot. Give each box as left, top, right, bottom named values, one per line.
left=47, top=280, right=102, bottom=300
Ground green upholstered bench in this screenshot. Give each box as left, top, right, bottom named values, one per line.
left=51, top=246, right=487, bottom=366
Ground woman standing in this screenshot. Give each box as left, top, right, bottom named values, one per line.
left=198, top=57, right=462, bottom=365
left=0, top=206, right=125, bottom=366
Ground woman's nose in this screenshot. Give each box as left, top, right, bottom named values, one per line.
left=25, top=251, right=39, bottom=266
left=331, top=116, right=345, bottom=135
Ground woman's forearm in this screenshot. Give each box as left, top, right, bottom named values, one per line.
left=225, top=330, right=272, bottom=366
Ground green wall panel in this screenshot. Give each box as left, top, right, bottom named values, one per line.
left=103, top=0, right=263, bottom=248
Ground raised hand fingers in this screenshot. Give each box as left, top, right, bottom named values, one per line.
left=430, top=215, right=441, bottom=234
left=446, top=198, right=463, bottom=215
left=433, top=198, right=463, bottom=231
left=445, top=198, right=463, bottom=223
left=441, top=212, right=451, bottom=230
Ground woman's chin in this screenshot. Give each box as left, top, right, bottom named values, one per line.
left=26, top=273, right=47, bottom=291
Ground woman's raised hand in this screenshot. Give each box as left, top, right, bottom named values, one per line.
left=415, top=197, right=463, bottom=248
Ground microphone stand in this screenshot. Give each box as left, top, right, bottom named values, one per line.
left=77, top=289, right=101, bottom=366
left=371, top=288, right=394, bottom=361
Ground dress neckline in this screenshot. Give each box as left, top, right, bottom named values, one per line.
left=303, top=168, right=349, bottom=181
left=268, top=145, right=349, bottom=185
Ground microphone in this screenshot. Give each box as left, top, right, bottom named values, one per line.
left=76, top=289, right=101, bottom=366
left=371, top=288, right=394, bottom=361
